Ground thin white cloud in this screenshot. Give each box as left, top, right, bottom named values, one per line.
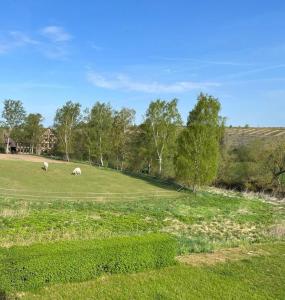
left=222, top=64, right=285, bottom=79
left=150, top=56, right=255, bottom=66
left=40, top=44, right=70, bottom=60
left=0, top=31, right=38, bottom=53
left=87, top=71, right=220, bottom=93
left=40, top=26, right=72, bottom=42
left=0, top=26, right=72, bottom=59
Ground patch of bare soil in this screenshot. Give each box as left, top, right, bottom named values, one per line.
left=177, top=247, right=269, bottom=266
left=0, top=154, right=66, bottom=163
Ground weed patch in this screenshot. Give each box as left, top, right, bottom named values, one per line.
left=0, top=234, right=177, bottom=292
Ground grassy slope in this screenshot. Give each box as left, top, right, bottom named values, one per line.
left=23, top=242, right=285, bottom=300
left=0, top=160, right=173, bottom=194
left=0, top=159, right=284, bottom=249
left=0, top=159, right=284, bottom=298
left=0, top=190, right=283, bottom=249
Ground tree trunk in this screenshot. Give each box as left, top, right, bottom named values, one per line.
left=6, top=137, right=9, bottom=154
left=99, top=135, right=103, bottom=166
left=64, top=132, right=69, bottom=162
left=148, top=161, right=151, bottom=174
left=88, top=148, right=91, bottom=165
left=158, top=156, right=162, bottom=175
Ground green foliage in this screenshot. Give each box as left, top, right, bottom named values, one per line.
left=145, top=98, right=182, bottom=175
left=177, top=236, right=214, bottom=254
left=0, top=234, right=177, bottom=292
left=23, top=113, right=44, bottom=154
left=54, top=101, right=81, bottom=161
left=127, top=123, right=155, bottom=173
left=1, top=99, right=26, bottom=153
left=175, top=93, right=224, bottom=190
left=86, top=102, right=113, bottom=166
left=218, top=139, right=285, bottom=193
left=1, top=99, right=26, bottom=130
left=111, top=108, right=135, bottom=170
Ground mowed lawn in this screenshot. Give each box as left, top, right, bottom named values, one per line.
left=0, top=158, right=284, bottom=299
left=0, top=160, right=174, bottom=195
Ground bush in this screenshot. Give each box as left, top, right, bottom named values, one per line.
left=177, top=236, right=214, bottom=255
left=0, top=234, right=177, bottom=292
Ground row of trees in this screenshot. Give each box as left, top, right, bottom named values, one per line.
left=2, top=95, right=283, bottom=194
left=53, top=95, right=224, bottom=190
left=0, top=100, right=44, bottom=154
left=0, top=94, right=224, bottom=191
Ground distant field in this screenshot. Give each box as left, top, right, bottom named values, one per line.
left=225, top=127, right=285, bottom=146
left=0, top=158, right=284, bottom=299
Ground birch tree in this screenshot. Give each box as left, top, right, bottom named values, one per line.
left=145, top=99, right=181, bottom=175
left=54, top=101, right=81, bottom=161
left=24, top=113, right=44, bottom=154
left=1, top=99, right=26, bottom=153
left=112, top=108, right=135, bottom=170
left=88, top=102, right=113, bottom=166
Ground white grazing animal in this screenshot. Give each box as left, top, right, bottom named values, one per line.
left=72, top=167, right=81, bottom=175
left=43, top=162, right=49, bottom=171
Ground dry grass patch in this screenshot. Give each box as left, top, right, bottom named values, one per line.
left=0, top=154, right=65, bottom=163
left=268, top=222, right=285, bottom=238
left=0, top=208, right=29, bottom=218
left=162, top=218, right=189, bottom=234
left=177, top=247, right=269, bottom=266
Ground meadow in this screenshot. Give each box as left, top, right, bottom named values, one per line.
left=0, top=158, right=284, bottom=299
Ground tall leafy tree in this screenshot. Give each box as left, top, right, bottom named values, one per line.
left=265, top=140, right=285, bottom=192
left=1, top=99, right=26, bottom=153
left=54, top=101, right=81, bottom=161
left=88, top=102, right=113, bottom=166
left=24, top=113, right=44, bottom=154
left=128, top=123, right=155, bottom=173
left=145, top=99, right=182, bottom=175
left=175, top=93, right=224, bottom=191
left=112, top=108, right=135, bottom=170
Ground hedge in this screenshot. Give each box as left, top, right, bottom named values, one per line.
left=0, top=234, right=177, bottom=292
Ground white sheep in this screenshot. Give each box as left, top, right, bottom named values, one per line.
left=72, top=167, right=81, bottom=175
left=43, top=162, right=49, bottom=171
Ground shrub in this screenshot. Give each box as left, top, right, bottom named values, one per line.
left=0, top=234, right=177, bottom=292
left=177, top=236, right=214, bottom=255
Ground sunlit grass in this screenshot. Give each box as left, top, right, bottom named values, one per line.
left=21, top=242, right=285, bottom=300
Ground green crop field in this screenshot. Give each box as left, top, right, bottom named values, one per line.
left=0, top=158, right=284, bottom=299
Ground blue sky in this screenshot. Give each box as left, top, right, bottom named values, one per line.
left=0, top=0, right=284, bottom=126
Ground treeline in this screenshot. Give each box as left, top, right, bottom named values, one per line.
left=1, top=94, right=284, bottom=194
left=0, top=100, right=44, bottom=154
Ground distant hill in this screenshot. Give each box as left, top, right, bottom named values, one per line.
left=224, top=127, right=285, bottom=146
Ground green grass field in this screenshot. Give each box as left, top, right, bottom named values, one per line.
left=0, top=158, right=284, bottom=299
